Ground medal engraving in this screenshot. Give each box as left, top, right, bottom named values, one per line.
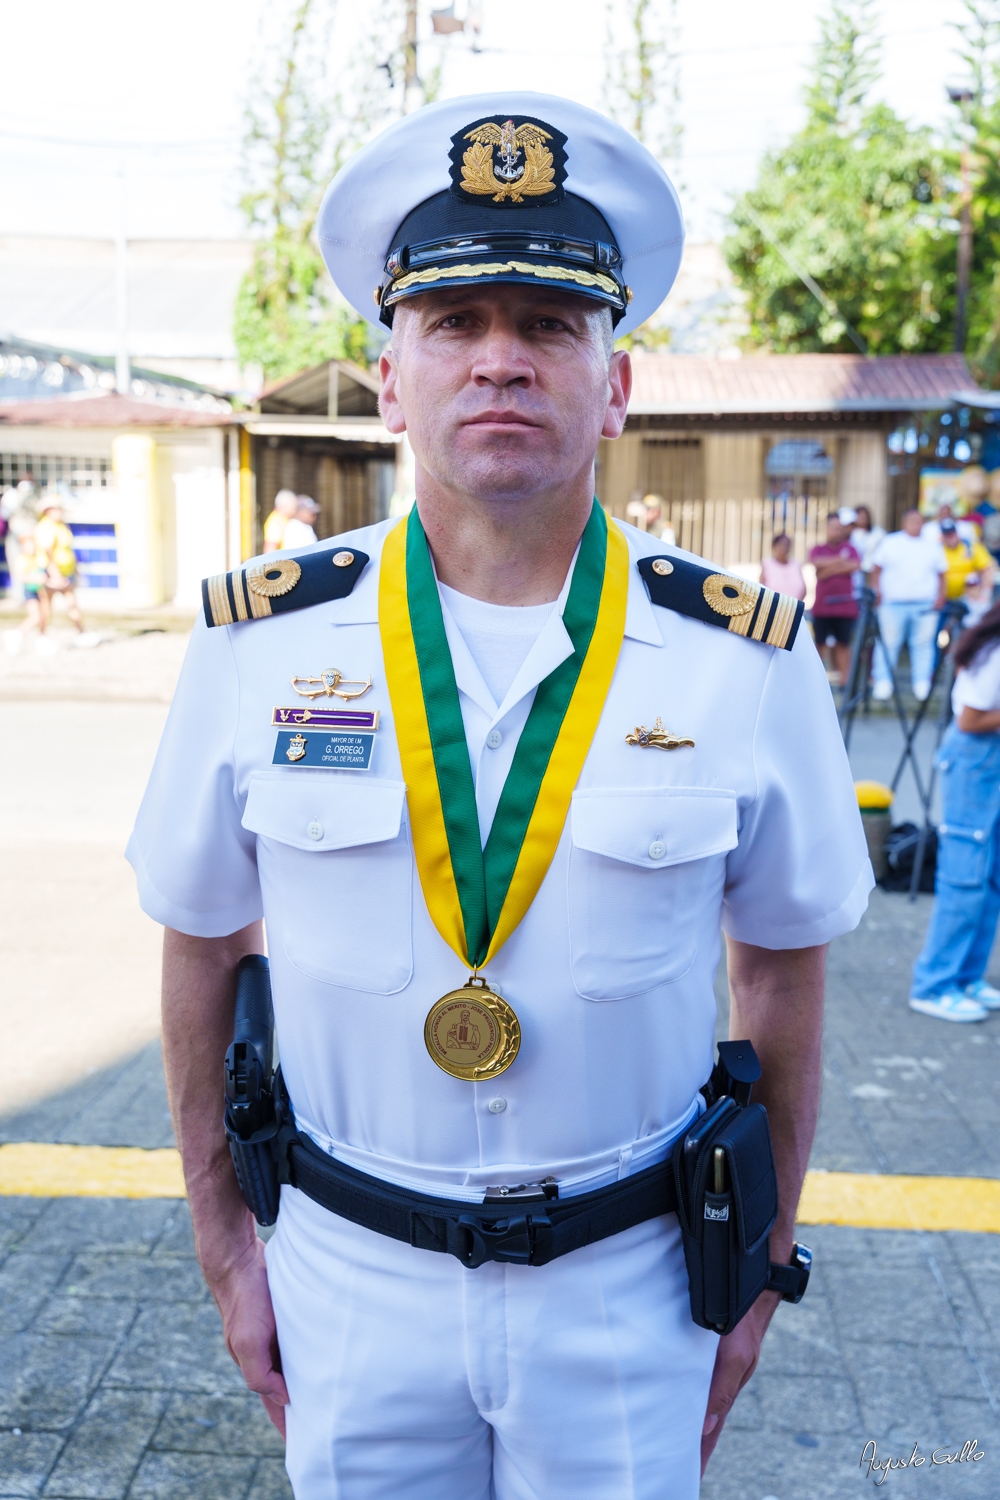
left=285, top=733, right=308, bottom=762
left=424, top=977, right=520, bottom=1082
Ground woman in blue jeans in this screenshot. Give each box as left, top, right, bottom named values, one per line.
left=911, top=602, right=1000, bottom=1021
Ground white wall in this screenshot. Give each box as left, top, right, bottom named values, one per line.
left=162, top=431, right=227, bottom=608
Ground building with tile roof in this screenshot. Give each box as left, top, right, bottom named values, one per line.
left=597, top=352, right=981, bottom=569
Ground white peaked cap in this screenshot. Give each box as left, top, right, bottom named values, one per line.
left=317, top=92, right=684, bottom=337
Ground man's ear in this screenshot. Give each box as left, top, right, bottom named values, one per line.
left=601, top=349, right=632, bottom=441
left=379, top=347, right=407, bottom=435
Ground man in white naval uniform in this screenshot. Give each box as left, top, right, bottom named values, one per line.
left=128, top=93, right=872, bottom=1499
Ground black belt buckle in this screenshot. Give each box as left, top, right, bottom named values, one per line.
left=448, top=1212, right=553, bottom=1268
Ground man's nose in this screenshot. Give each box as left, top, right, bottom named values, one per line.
left=469, top=329, right=535, bottom=387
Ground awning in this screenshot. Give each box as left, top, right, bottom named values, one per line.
left=950, top=389, right=1000, bottom=411
left=242, top=418, right=400, bottom=443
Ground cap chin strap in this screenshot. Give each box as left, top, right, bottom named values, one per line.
left=377, top=229, right=628, bottom=326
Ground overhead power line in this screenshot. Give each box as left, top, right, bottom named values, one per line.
left=739, top=202, right=869, bottom=356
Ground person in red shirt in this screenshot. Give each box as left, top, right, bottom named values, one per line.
left=809, top=511, right=861, bottom=685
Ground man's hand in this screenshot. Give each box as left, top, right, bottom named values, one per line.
left=699, top=937, right=826, bottom=1473
left=160, top=924, right=290, bottom=1433
left=701, top=1292, right=778, bottom=1472
left=209, top=1235, right=289, bottom=1435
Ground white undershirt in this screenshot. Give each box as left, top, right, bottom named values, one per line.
left=438, top=583, right=556, bottom=707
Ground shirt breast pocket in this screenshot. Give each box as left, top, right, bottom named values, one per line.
left=568, top=787, right=738, bottom=1001
left=242, top=774, right=412, bottom=993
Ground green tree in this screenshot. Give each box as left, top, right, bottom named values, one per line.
left=725, top=1, right=953, bottom=355
left=951, top=0, right=1000, bottom=379
left=234, top=0, right=402, bottom=383
left=603, top=0, right=681, bottom=163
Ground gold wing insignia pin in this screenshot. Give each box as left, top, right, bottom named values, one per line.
left=291, top=667, right=372, bottom=701
left=462, top=118, right=556, bottom=202
left=626, top=717, right=695, bottom=751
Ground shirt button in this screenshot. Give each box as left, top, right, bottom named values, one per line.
left=486, top=729, right=503, bottom=750
left=488, top=1097, right=507, bottom=1113
left=307, top=821, right=324, bottom=841
left=648, top=840, right=666, bottom=860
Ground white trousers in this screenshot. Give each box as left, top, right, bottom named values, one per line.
left=266, top=1185, right=718, bottom=1500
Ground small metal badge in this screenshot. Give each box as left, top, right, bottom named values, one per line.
left=272, top=706, right=380, bottom=730
left=246, top=558, right=302, bottom=598
left=626, top=716, right=695, bottom=751
left=702, top=573, right=757, bottom=620
left=453, top=116, right=565, bottom=204
left=291, top=668, right=372, bottom=701
left=424, top=977, right=520, bottom=1082
left=285, top=733, right=308, bottom=762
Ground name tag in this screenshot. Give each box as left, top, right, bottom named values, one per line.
left=273, top=730, right=374, bottom=770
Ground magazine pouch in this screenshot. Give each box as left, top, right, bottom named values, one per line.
left=672, top=1090, right=779, bottom=1336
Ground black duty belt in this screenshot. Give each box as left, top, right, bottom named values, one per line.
left=282, top=1129, right=678, bottom=1269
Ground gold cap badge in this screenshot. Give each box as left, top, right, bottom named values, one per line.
left=449, top=114, right=567, bottom=206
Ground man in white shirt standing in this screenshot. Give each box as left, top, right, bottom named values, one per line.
left=279, top=495, right=320, bottom=550
left=127, top=93, right=872, bottom=1500
left=869, top=508, right=947, bottom=701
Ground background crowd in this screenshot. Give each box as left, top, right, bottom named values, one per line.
left=0, top=478, right=100, bottom=653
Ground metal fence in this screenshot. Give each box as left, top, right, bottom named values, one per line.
left=655, top=497, right=835, bottom=568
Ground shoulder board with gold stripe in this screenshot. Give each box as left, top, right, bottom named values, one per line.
left=202, top=547, right=369, bottom=628
left=637, top=554, right=804, bottom=652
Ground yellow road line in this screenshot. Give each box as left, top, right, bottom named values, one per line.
left=797, top=1169, right=1000, bottom=1234
left=0, top=1143, right=185, bottom=1199
left=0, top=1148, right=998, bottom=1233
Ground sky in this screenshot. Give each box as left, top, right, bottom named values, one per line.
left=0, top=0, right=972, bottom=246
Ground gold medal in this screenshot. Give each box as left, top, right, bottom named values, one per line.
left=424, top=977, right=520, bottom=1082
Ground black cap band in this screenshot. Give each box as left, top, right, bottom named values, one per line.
left=376, top=190, right=629, bottom=326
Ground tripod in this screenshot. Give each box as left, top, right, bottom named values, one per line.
left=839, top=591, right=965, bottom=899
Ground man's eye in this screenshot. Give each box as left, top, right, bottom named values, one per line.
left=440, top=315, right=469, bottom=329
left=534, top=318, right=566, bottom=331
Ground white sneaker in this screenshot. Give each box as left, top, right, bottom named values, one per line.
left=3, top=629, right=23, bottom=656
left=71, top=631, right=102, bottom=649
left=966, top=979, right=1000, bottom=1010
left=909, top=991, right=988, bottom=1023
left=913, top=680, right=931, bottom=701
left=872, top=681, right=893, bottom=701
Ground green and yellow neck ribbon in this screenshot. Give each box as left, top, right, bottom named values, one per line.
left=379, top=500, right=629, bottom=971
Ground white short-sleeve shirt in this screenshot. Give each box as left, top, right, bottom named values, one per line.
left=871, top=530, right=947, bottom=602
left=127, top=519, right=872, bottom=1197
left=952, top=641, right=1000, bottom=715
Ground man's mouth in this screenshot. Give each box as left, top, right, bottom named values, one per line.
left=464, top=412, right=543, bottom=429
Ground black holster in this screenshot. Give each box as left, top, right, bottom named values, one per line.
left=224, top=954, right=285, bottom=1228
left=225, top=1103, right=284, bottom=1228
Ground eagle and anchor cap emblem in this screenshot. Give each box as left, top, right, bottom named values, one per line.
left=448, top=114, right=569, bottom=205
left=315, top=93, right=684, bottom=338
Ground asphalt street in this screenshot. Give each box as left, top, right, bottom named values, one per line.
left=1, top=631, right=998, bottom=1499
